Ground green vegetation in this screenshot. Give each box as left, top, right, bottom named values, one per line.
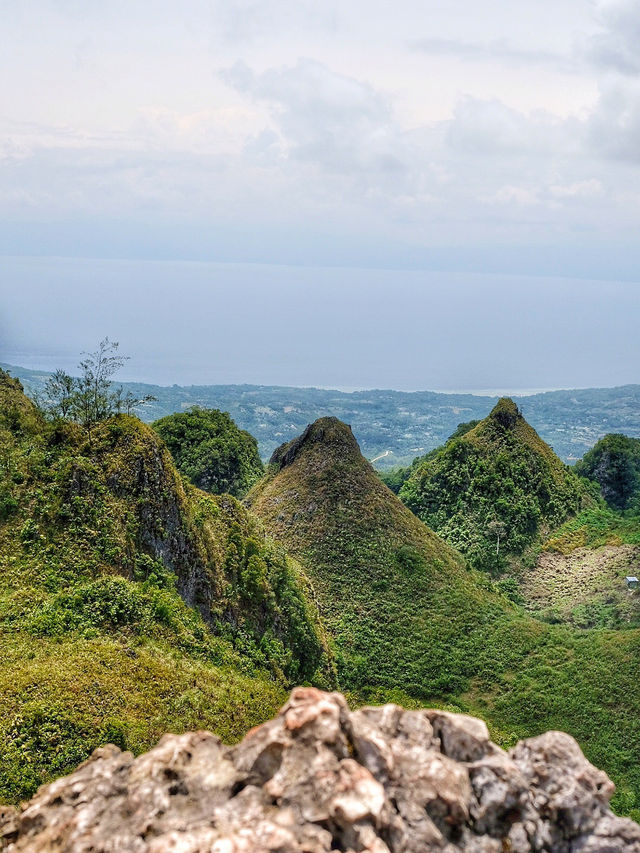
left=378, top=420, right=480, bottom=494
left=0, top=369, right=333, bottom=802
left=248, top=416, right=640, bottom=819
left=153, top=407, right=264, bottom=498
left=513, top=503, right=640, bottom=629
left=6, top=362, right=640, bottom=820
left=545, top=505, right=640, bottom=554
left=398, top=399, right=586, bottom=571
left=575, top=433, right=640, bottom=511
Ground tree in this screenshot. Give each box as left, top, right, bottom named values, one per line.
left=152, top=407, right=264, bottom=498
left=74, top=338, right=128, bottom=426
left=487, top=519, right=507, bottom=557
left=113, top=388, right=157, bottom=416
left=42, top=339, right=155, bottom=429
left=44, top=369, right=76, bottom=419
left=575, top=434, right=640, bottom=511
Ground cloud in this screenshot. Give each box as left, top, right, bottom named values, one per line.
left=588, top=80, right=640, bottom=160
left=489, top=185, right=540, bottom=206
left=412, top=37, right=577, bottom=72
left=210, top=0, right=337, bottom=42
left=222, top=59, right=410, bottom=181
left=549, top=179, right=603, bottom=198
left=589, top=0, right=640, bottom=74
left=446, top=97, right=580, bottom=156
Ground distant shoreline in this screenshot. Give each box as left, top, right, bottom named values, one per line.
left=0, top=360, right=618, bottom=398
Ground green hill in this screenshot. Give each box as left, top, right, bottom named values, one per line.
left=152, top=406, right=264, bottom=498
left=575, top=433, right=640, bottom=511
left=0, top=370, right=333, bottom=802
left=398, top=398, right=586, bottom=570
left=248, top=416, right=640, bottom=818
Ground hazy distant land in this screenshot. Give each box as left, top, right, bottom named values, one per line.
left=4, top=361, right=640, bottom=467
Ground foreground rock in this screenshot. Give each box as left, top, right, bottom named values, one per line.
left=2, top=689, right=638, bottom=852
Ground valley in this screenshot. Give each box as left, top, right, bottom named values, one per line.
left=2, top=363, right=640, bottom=824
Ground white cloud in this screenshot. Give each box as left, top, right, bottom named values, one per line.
left=446, top=98, right=575, bottom=155
left=222, top=59, right=406, bottom=178
left=549, top=178, right=603, bottom=198
left=412, top=37, right=578, bottom=72
left=589, top=80, right=640, bottom=160
left=1, top=0, right=640, bottom=270
left=589, top=0, right=640, bottom=74
left=490, top=185, right=541, bottom=206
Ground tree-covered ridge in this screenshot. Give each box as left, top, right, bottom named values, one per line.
left=0, top=369, right=334, bottom=802
left=398, top=398, right=586, bottom=571
left=575, top=433, right=640, bottom=511
left=152, top=406, right=264, bottom=498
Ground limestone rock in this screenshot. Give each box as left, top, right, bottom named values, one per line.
left=2, top=688, right=638, bottom=852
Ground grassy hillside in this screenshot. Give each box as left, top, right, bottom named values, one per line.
left=399, top=398, right=586, bottom=570
left=248, top=416, right=640, bottom=818
left=520, top=543, right=640, bottom=628
left=0, top=369, right=333, bottom=802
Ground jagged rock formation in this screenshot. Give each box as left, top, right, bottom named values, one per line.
left=2, top=688, right=638, bottom=852
left=0, top=370, right=334, bottom=803
left=0, top=369, right=333, bottom=688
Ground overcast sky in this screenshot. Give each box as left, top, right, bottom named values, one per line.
left=1, top=1, right=639, bottom=388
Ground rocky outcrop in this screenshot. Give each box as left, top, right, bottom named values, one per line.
left=2, top=688, right=638, bottom=853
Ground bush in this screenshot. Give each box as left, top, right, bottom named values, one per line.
left=153, top=408, right=264, bottom=498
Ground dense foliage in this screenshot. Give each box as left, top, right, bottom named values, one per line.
left=153, top=407, right=264, bottom=498
left=379, top=421, right=480, bottom=494
left=575, top=433, right=640, bottom=511
left=0, top=370, right=333, bottom=802
left=249, top=416, right=640, bottom=820
left=399, top=399, right=585, bottom=571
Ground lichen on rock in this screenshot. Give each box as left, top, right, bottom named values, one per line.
left=2, top=688, right=638, bottom=852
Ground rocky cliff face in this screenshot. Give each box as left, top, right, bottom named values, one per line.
left=2, top=688, right=638, bottom=853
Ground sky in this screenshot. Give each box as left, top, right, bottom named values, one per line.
left=1, top=0, right=639, bottom=388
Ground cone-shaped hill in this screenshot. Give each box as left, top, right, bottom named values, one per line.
left=248, top=416, right=640, bottom=813
left=0, top=370, right=334, bottom=802
left=398, top=398, right=587, bottom=570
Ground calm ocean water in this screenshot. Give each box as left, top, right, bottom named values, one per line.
left=2, top=255, right=638, bottom=390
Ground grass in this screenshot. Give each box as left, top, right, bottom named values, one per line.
left=248, top=416, right=640, bottom=820
left=0, top=632, right=286, bottom=803
left=0, top=369, right=333, bottom=802
left=545, top=505, right=640, bottom=554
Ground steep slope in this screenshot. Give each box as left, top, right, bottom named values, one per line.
left=248, top=417, right=640, bottom=817
left=248, top=418, right=479, bottom=693
left=399, top=398, right=586, bottom=570
left=509, top=434, right=640, bottom=629
left=0, top=370, right=333, bottom=802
